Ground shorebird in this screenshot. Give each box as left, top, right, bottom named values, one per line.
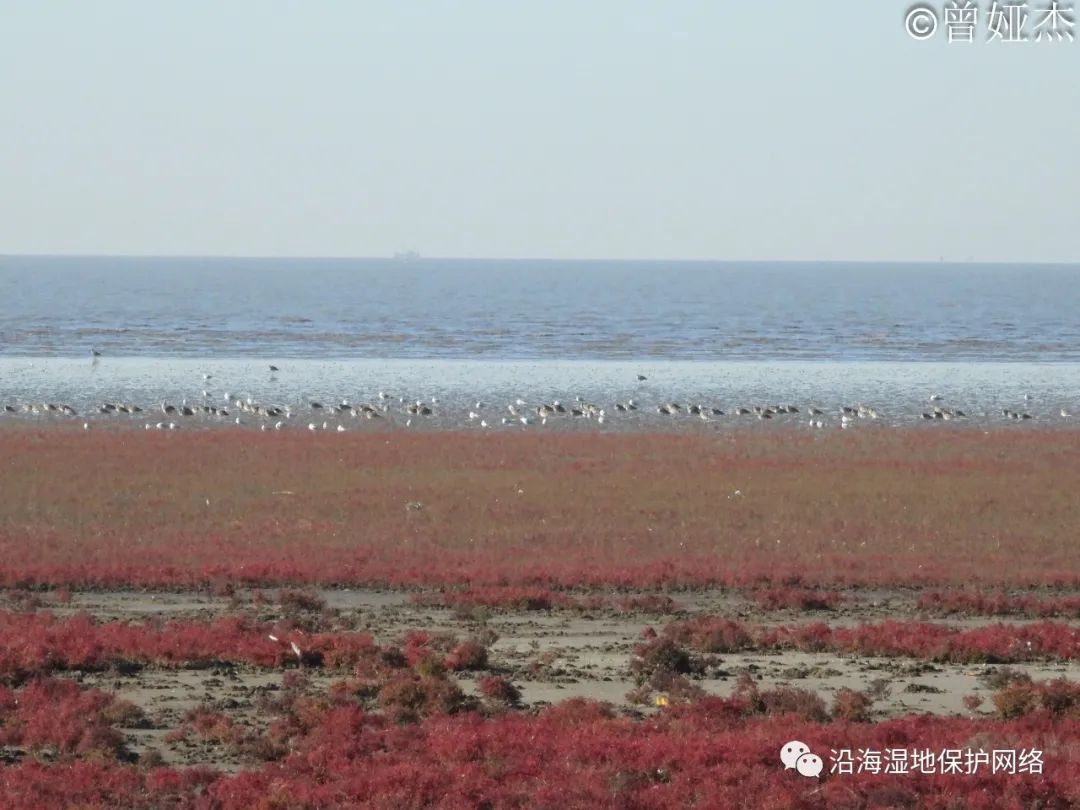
left=637, top=374, right=647, bottom=381
left=269, top=365, right=279, bottom=372
left=90, top=347, right=102, bottom=357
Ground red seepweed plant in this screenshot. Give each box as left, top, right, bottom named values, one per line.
left=661, top=615, right=1080, bottom=663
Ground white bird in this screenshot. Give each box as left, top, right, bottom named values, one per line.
left=929, top=394, right=943, bottom=402
left=168, top=422, right=178, bottom=430
left=480, top=419, right=488, bottom=428
left=336, top=424, right=346, bottom=432
left=468, top=411, right=479, bottom=420
left=290, top=641, right=303, bottom=659
left=203, top=374, right=212, bottom=380
left=308, top=423, right=317, bottom=431
left=83, top=422, right=90, bottom=430
left=275, top=421, right=284, bottom=430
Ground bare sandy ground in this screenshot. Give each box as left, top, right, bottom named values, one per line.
left=36, top=587, right=1076, bottom=768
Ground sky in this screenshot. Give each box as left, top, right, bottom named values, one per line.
left=2, top=2, right=1078, bottom=262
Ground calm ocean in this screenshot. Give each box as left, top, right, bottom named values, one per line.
left=3, top=256, right=1078, bottom=362
left=2, top=256, right=1078, bottom=425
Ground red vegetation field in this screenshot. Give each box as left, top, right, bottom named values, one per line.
left=1, top=426, right=1078, bottom=807
left=2, top=690, right=1079, bottom=808
left=0, top=610, right=390, bottom=680
left=2, top=427, right=1079, bottom=589
left=918, top=590, right=1080, bottom=619
left=660, top=616, right=1080, bottom=663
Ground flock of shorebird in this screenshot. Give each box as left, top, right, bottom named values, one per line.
left=0, top=356, right=1069, bottom=430
left=0, top=384, right=1074, bottom=432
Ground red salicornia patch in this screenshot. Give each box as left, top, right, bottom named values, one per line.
left=661, top=616, right=1080, bottom=663
left=0, top=678, right=144, bottom=760
left=918, top=590, right=1080, bottom=618
left=1, top=427, right=1079, bottom=589
left=1, top=700, right=1079, bottom=808
left=0, top=610, right=393, bottom=681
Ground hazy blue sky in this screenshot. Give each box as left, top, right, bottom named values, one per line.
left=2, top=2, right=1077, bottom=261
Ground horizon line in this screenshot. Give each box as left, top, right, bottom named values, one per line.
left=3, top=253, right=1080, bottom=267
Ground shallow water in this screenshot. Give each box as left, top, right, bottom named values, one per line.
left=2, top=358, right=1077, bottom=429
